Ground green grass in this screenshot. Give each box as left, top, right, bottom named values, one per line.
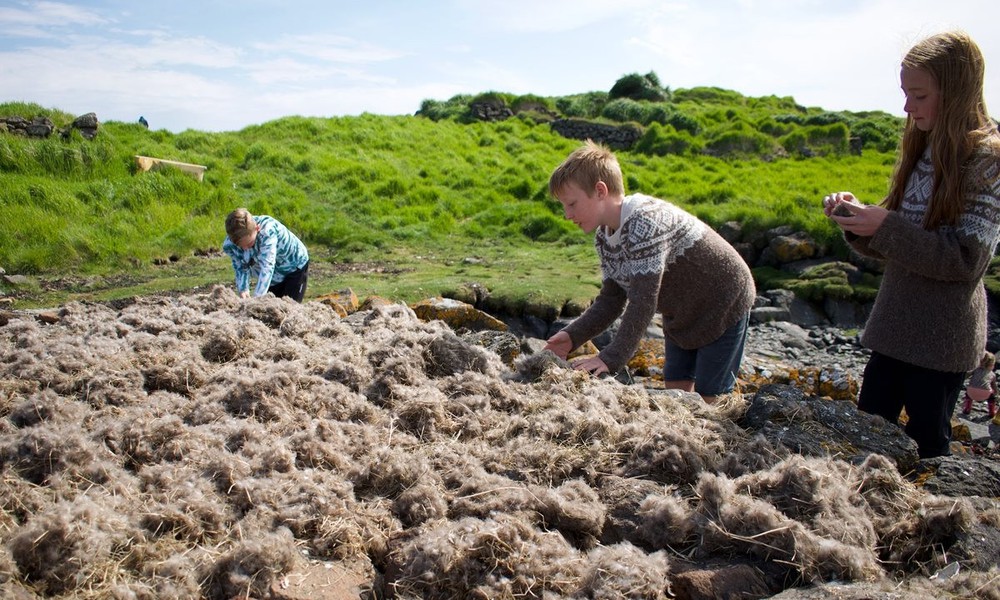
left=0, top=93, right=907, bottom=312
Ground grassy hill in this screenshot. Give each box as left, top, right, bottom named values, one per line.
left=0, top=77, right=909, bottom=311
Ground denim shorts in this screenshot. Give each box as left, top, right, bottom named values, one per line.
left=662, top=313, right=749, bottom=396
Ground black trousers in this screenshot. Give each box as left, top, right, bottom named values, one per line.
left=268, top=262, right=309, bottom=303
left=857, top=351, right=965, bottom=459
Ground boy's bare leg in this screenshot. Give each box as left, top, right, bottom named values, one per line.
left=663, top=379, right=717, bottom=404
left=662, top=380, right=695, bottom=392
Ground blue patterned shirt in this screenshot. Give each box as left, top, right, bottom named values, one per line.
left=222, top=215, right=309, bottom=297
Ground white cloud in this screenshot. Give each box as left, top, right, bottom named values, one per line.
left=0, top=0, right=108, bottom=32
left=452, top=0, right=657, bottom=33
left=254, top=34, right=405, bottom=64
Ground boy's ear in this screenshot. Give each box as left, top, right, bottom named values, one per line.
left=595, top=181, right=608, bottom=197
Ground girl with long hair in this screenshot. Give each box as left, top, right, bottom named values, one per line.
left=823, top=31, right=1000, bottom=458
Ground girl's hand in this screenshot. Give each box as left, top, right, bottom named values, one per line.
left=822, top=191, right=858, bottom=217
left=544, top=330, right=573, bottom=359
left=823, top=191, right=888, bottom=236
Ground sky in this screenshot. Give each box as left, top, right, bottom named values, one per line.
left=1, top=0, right=999, bottom=133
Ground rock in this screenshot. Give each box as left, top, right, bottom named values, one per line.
left=25, top=116, right=53, bottom=138
left=269, top=556, right=378, bottom=600
left=768, top=232, right=820, bottom=263
left=750, top=305, right=791, bottom=324
left=358, top=295, right=394, bottom=311
left=71, top=112, right=99, bottom=139
left=670, top=563, right=773, bottom=600
left=35, top=311, right=61, bottom=324
left=410, top=297, right=508, bottom=332
left=823, top=296, right=870, bottom=328
left=469, top=98, right=513, bottom=121
left=2, top=274, right=30, bottom=286
left=741, top=384, right=920, bottom=473
left=315, top=288, right=359, bottom=315
left=447, top=281, right=490, bottom=306
left=948, top=506, right=1000, bottom=571
left=549, top=118, right=642, bottom=150
left=919, top=455, right=1000, bottom=497
left=717, top=220, right=743, bottom=244
left=462, top=329, right=521, bottom=368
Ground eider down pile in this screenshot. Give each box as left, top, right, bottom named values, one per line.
left=0, top=287, right=997, bottom=599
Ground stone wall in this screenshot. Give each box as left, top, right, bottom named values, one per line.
left=0, top=112, right=100, bottom=139
left=549, top=118, right=642, bottom=150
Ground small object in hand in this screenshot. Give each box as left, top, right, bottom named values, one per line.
left=832, top=202, right=854, bottom=217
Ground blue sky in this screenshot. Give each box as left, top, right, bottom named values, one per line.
left=1, top=0, right=998, bottom=132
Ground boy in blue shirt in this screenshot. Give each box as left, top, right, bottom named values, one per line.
left=223, top=208, right=310, bottom=302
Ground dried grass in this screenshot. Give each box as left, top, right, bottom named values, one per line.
left=0, top=286, right=995, bottom=598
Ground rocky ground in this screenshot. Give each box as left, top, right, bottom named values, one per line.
left=739, top=320, right=1000, bottom=456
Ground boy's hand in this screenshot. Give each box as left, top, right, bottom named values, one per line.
left=239, top=290, right=250, bottom=299
left=544, top=331, right=573, bottom=359
left=572, top=356, right=610, bottom=377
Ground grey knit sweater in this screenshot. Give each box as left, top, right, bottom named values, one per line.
left=563, top=194, right=756, bottom=373
left=850, top=143, right=1000, bottom=373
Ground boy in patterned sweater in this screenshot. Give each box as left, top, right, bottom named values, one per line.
left=544, top=141, right=756, bottom=402
left=223, top=208, right=310, bottom=302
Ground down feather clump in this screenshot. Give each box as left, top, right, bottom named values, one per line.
left=0, top=287, right=995, bottom=599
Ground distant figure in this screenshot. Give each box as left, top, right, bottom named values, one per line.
left=823, top=31, right=1000, bottom=458
left=222, top=208, right=310, bottom=302
left=138, top=116, right=148, bottom=128
left=963, top=350, right=997, bottom=417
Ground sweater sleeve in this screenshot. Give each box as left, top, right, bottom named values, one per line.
left=253, top=231, right=279, bottom=296
left=845, top=231, right=885, bottom=260
left=597, top=272, right=661, bottom=373
left=562, top=278, right=627, bottom=353
left=223, top=239, right=251, bottom=293
left=869, top=154, right=1000, bottom=282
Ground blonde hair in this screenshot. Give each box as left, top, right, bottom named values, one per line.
left=884, top=31, right=998, bottom=229
left=549, top=140, right=625, bottom=197
left=225, top=208, right=256, bottom=242
left=980, top=350, right=996, bottom=370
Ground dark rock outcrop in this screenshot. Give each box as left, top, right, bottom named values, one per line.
left=741, top=383, right=920, bottom=473
left=0, top=112, right=99, bottom=139
left=549, top=118, right=643, bottom=149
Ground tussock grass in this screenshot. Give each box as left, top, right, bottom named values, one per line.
left=1, top=97, right=903, bottom=311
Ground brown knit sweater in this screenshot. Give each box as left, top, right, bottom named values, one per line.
left=563, top=194, right=756, bottom=373
left=850, top=143, right=1000, bottom=373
